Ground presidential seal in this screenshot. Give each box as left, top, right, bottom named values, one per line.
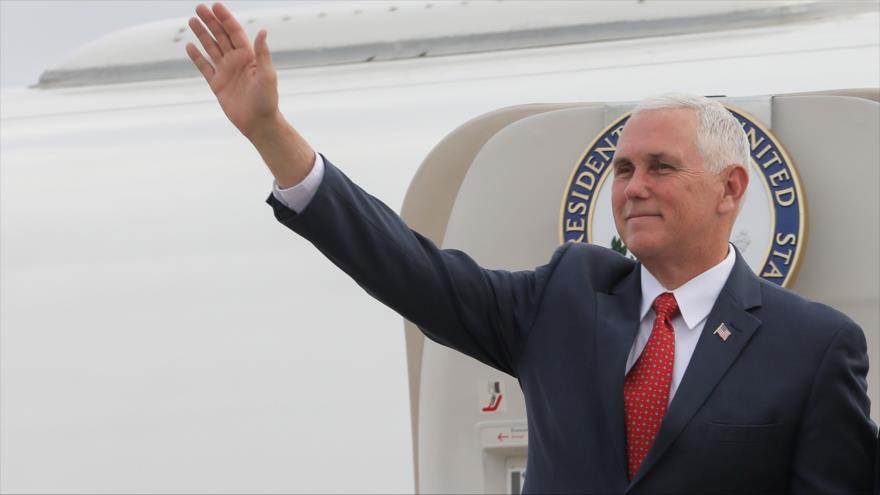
left=559, top=105, right=806, bottom=287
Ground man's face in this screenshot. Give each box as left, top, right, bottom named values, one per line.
left=611, top=108, right=726, bottom=263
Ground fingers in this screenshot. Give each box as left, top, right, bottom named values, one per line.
left=195, top=3, right=233, bottom=54
left=212, top=2, right=251, bottom=52
left=185, top=42, right=215, bottom=83
left=187, top=16, right=223, bottom=64
left=186, top=1, right=263, bottom=84
left=254, top=30, right=273, bottom=70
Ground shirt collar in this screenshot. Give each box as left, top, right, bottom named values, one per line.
left=639, top=245, right=737, bottom=330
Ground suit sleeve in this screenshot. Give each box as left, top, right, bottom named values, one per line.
left=790, top=320, right=877, bottom=494
left=265, top=157, right=568, bottom=377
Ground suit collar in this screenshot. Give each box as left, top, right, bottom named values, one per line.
left=716, top=246, right=763, bottom=311
left=626, top=247, right=764, bottom=491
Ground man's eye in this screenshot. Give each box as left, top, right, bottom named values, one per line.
left=614, top=166, right=633, bottom=176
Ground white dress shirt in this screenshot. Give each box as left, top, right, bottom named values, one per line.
left=271, top=151, right=325, bottom=213
left=271, top=156, right=736, bottom=405
left=627, top=248, right=736, bottom=404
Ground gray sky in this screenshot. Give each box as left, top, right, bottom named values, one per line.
left=0, top=0, right=314, bottom=89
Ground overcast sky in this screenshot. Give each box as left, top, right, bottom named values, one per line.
left=0, top=0, right=316, bottom=89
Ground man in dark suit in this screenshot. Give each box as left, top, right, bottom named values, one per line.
left=186, top=3, right=876, bottom=493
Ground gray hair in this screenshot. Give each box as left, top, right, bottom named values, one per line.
left=631, top=93, right=751, bottom=174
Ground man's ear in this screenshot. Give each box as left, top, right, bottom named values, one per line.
left=718, top=164, right=749, bottom=215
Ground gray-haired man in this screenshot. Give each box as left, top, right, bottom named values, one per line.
left=186, top=3, right=875, bottom=492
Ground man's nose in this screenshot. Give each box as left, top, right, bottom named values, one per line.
left=624, top=167, right=650, bottom=200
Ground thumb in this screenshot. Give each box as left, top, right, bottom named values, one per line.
left=254, top=29, right=274, bottom=69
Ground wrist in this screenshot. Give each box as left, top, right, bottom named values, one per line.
left=244, top=110, right=288, bottom=145
left=245, top=110, right=315, bottom=189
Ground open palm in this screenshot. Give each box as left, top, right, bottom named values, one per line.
left=185, top=3, right=279, bottom=138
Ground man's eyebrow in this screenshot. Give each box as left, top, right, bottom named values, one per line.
left=647, top=152, right=680, bottom=163
left=612, top=156, right=631, bottom=167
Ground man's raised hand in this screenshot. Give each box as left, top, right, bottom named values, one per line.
left=185, top=2, right=279, bottom=139
left=186, top=2, right=315, bottom=187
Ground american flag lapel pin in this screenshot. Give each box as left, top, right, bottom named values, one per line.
left=714, top=323, right=732, bottom=342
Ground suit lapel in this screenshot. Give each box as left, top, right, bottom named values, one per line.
left=627, top=250, right=763, bottom=491
left=595, top=266, right=642, bottom=487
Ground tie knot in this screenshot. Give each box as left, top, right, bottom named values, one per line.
left=652, top=292, right=680, bottom=319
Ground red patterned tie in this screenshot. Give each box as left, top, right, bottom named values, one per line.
left=623, top=292, right=679, bottom=480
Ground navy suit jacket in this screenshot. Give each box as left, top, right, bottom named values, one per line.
left=266, top=157, right=876, bottom=494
